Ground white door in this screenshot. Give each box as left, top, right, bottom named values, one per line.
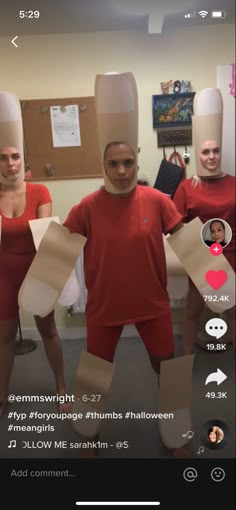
left=217, top=64, right=235, bottom=176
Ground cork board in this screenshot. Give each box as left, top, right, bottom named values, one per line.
left=20, top=97, right=103, bottom=180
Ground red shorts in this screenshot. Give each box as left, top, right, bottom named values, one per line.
left=86, top=312, right=174, bottom=362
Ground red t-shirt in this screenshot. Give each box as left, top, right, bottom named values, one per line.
left=64, top=185, right=182, bottom=326
left=173, top=175, right=235, bottom=269
left=0, top=182, right=52, bottom=255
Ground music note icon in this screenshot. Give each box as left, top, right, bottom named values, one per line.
left=182, top=430, right=194, bottom=439
left=8, top=440, right=16, bottom=448
left=197, top=446, right=204, bottom=454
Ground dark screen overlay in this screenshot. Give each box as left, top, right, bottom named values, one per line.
left=0, top=0, right=235, bottom=508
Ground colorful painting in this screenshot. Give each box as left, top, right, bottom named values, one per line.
left=152, top=92, right=195, bottom=129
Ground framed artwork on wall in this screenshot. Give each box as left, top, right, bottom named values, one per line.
left=152, top=92, right=195, bottom=129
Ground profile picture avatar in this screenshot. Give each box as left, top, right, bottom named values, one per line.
left=201, top=419, right=228, bottom=450
left=208, top=426, right=224, bottom=444
left=201, top=218, right=232, bottom=249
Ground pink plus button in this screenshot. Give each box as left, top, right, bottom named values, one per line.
left=209, top=243, right=223, bottom=256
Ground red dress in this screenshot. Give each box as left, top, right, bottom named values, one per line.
left=64, top=185, right=182, bottom=326
left=173, top=175, right=236, bottom=271
left=0, top=183, right=52, bottom=319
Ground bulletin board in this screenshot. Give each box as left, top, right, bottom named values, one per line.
left=20, top=97, right=103, bottom=180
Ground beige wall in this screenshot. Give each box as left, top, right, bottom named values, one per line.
left=0, top=24, right=234, bottom=329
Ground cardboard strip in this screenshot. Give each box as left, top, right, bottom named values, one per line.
left=19, top=277, right=59, bottom=317
left=72, top=352, right=115, bottom=438
left=19, top=221, right=87, bottom=316
left=159, top=354, right=195, bottom=449
left=58, top=269, right=80, bottom=307
left=29, top=217, right=81, bottom=306
left=29, top=216, right=60, bottom=250
left=163, top=235, right=186, bottom=277
left=163, top=235, right=189, bottom=299
left=167, top=218, right=235, bottom=312
left=167, top=276, right=189, bottom=300
left=159, top=408, right=192, bottom=449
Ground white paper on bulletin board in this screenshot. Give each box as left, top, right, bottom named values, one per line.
left=50, top=105, right=81, bottom=147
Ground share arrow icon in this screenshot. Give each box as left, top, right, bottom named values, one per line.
left=205, top=368, right=227, bottom=386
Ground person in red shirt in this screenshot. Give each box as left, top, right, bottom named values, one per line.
left=0, top=95, right=70, bottom=417
left=174, top=142, right=235, bottom=354
left=65, top=142, right=183, bottom=331
left=17, top=73, right=194, bottom=458
left=64, top=140, right=187, bottom=456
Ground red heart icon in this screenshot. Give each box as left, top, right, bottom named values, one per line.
left=205, top=270, right=228, bottom=290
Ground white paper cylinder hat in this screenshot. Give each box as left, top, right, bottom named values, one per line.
left=0, top=92, right=24, bottom=185
left=94, top=72, right=138, bottom=193
left=192, top=88, right=223, bottom=176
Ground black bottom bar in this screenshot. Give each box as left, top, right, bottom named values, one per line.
left=1, top=458, right=234, bottom=509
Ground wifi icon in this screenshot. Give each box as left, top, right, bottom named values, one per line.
left=199, top=10, right=209, bottom=17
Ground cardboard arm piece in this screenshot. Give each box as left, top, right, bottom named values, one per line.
left=163, top=235, right=189, bottom=299
left=18, top=221, right=87, bottom=317
left=72, top=352, right=115, bottom=438
left=167, top=217, right=235, bottom=312
left=159, top=354, right=195, bottom=449
left=28, top=217, right=82, bottom=307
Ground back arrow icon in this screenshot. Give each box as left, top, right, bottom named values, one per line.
left=11, top=36, right=18, bottom=47
left=205, top=368, right=227, bottom=385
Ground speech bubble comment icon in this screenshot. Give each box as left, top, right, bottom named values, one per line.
left=205, top=318, right=227, bottom=339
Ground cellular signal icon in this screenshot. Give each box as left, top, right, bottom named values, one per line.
left=184, top=11, right=196, bottom=18
left=198, top=10, right=209, bottom=18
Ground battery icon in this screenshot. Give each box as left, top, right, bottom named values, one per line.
left=211, top=10, right=227, bottom=18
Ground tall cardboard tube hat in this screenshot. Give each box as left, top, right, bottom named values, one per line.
left=192, top=88, right=223, bottom=177
left=0, top=92, right=24, bottom=185
left=94, top=72, right=138, bottom=194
